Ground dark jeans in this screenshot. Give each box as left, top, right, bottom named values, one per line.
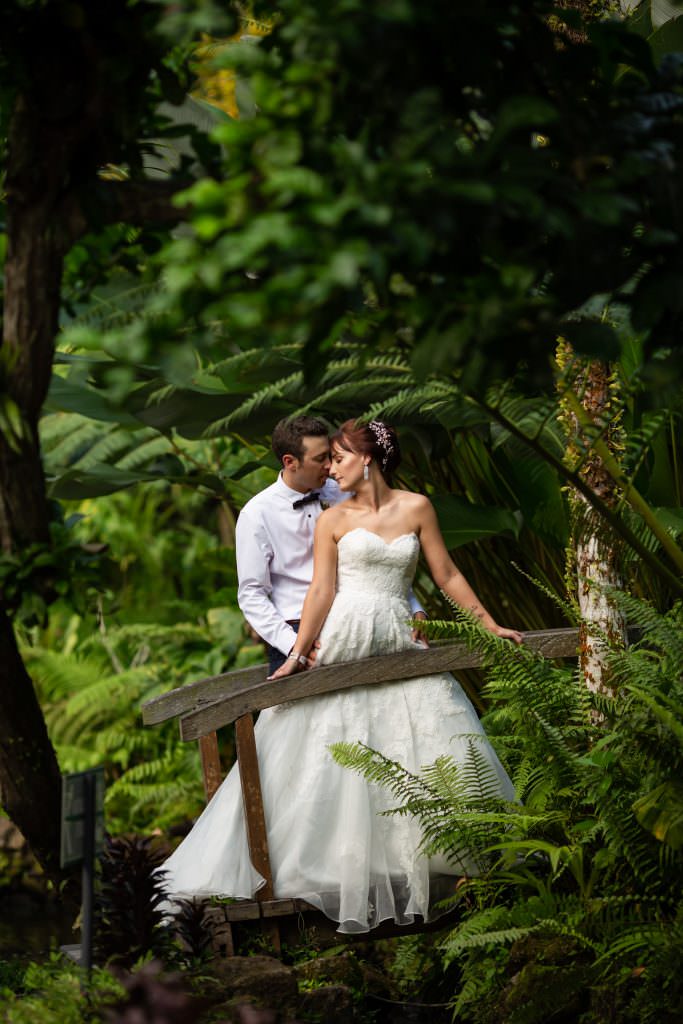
left=267, top=620, right=300, bottom=675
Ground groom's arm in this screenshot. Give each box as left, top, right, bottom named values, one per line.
left=407, top=589, right=424, bottom=616
left=407, top=589, right=428, bottom=647
left=236, top=511, right=298, bottom=657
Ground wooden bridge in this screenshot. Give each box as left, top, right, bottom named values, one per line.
left=141, top=627, right=586, bottom=953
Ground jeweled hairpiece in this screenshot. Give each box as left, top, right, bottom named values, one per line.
left=368, top=420, right=394, bottom=471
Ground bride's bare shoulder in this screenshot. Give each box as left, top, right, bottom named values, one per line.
left=391, top=489, right=432, bottom=513
left=317, top=503, right=352, bottom=532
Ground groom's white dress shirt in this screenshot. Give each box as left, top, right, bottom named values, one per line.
left=236, top=474, right=423, bottom=656
left=236, top=475, right=346, bottom=657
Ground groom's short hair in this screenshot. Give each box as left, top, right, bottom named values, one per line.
left=272, top=415, right=330, bottom=463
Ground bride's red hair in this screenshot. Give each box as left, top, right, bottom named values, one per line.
left=331, top=419, right=401, bottom=484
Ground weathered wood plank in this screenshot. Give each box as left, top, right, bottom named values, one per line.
left=142, top=627, right=579, bottom=726
left=217, top=901, right=261, bottom=922
left=260, top=898, right=317, bottom=918
left=198, top=732, right=222, bottom=802
left=217, top=897, right=318, bottom=922
left=178, top=628, right=581, bottom=741
left=142, top=663, right=268, bottom=725
left=258, top=898, right=302, bottom=917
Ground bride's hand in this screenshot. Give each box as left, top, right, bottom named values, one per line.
left=490, top=624, right=524, bottom=645
left=411, top=611, right=429, bottom=649
left=268, top=653, right=311, bottom=681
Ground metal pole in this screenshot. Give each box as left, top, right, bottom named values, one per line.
left=81, top=772, right=95, bottom=979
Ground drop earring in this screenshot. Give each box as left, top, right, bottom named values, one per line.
left=363, top=463, right=369, bottom=480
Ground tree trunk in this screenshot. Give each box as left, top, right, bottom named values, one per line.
left=0, top=610, right=63, bottom=877
left=0, top=4, right=189, bottom=875
left=557, top=345, right=627, bottom=697
left=1, top=203, right=63, bottom=551
left=0, top=94, right=69, bottom=873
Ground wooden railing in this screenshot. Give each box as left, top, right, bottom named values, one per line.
left=142, top=627, right=583, bottom=741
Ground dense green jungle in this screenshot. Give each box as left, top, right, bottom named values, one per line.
left=2, top=0, right=683, bottom=1021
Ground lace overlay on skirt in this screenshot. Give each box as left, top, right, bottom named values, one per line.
left=161, top=528, right=515, bottom=933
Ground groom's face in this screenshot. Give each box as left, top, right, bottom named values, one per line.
left=290, top=435, right=331, bottom=492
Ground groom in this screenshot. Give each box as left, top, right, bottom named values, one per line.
left=235, top=415, right=426, bottom=674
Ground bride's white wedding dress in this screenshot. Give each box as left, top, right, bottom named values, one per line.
left=161, top=528, right=515, bottom=933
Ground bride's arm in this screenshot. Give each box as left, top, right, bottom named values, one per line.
left=416, top=497, right=523, bottom=644
left=268, top=513, right=339, bottom=678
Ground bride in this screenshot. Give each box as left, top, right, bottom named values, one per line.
left=161, top=419, right=520, bottom=933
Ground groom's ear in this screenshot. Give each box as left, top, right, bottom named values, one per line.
left=282, top=453, right=298, bottom=470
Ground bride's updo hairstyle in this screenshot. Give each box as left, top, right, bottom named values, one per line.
left=331, top=419, right=401, bottom=484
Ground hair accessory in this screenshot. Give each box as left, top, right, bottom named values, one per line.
left=367, top=421, right=394, bottom=471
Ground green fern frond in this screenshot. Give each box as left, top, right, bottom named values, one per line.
left=360, top=353, right=412, bottom=373
left=65, top=668, right=152, bottom=716
left=55, top=743, right=104, bottom=773
left=626, top=685, right=683, bottom=749
left=39, top=411, right=100, bottom=452
left=363, top=383, right=455, bottom=423
left=599, top=924, right=666, bottom=964
left=296, top=377, right=409, bottom=417
left=42, top=417, right=106, bottom=468
left=115, top=436, right=175, bottom=470
left=73, top=426, right=142, bottom=469
left=330, top=741, right=428, bottom=803
left=62, top=281, right=160, bottom=332
left=39, top=411, right=88, bottom=446
left=208, top=343, right=303, bottom=381
left=315, top=355, right=410, bottom=391
left=206, top=372, right=304, bottom=434
left=451, top=924, right=546, bottom=953
left=144, top=382, right=178, bottom=407
left=487, top=390, right=566, bottom=457
left=92, top=621, right=209, bottom=648
left=510, top=561, right=580, bottom=624
left=332, top=741, right=522, bottom=871
left=621, top=410, right=672, bottom=478
left=111, top=753, right=177, bottom=782
left=24, top=648, right=111, bottom=701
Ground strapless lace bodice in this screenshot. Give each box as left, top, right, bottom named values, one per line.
left=316, top=528, right=421, bottom=665
left=336, top=528, right=420, bottom=599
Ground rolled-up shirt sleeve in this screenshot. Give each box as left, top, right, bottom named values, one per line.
left=407, top=588, right=424, bottom=616
left=236, top=511, right=298, bottom=657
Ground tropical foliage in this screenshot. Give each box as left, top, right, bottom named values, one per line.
left=15, top=478, right=265, bottom=836
left=334, top=593, right=683, bottom=1021
left=0, top=955, right=124, bottom=1024
left=45, top=0, right=683, bottom=614
left=1, top=12, right=683, bottom=1024
left=7, top=0, right=679, bottom=852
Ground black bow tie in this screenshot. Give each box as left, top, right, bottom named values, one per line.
left=292, top=491, right=320, bottom=509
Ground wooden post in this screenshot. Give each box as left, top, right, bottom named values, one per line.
left=234, top=713, right=280, bottom=952
left=199, top=732, right=222, bottom=802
